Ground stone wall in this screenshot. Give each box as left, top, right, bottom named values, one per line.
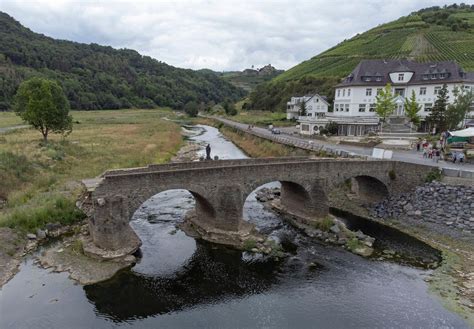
left=370, top=181, right=474, bottom=237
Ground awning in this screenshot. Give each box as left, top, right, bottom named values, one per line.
left=448, top=127, right=474, bottom=137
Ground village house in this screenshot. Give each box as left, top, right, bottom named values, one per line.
left=292, top=59, right=474, bottom=136
left=286, top=93, right=329, bottom=120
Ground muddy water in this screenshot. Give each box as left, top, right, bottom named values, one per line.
left=0, top=125, right=470, bottom=328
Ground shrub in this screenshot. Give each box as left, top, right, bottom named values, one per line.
left=346, top=238, right=364, bottom=252
left=325, top=121, right=338, bottom=135
left=311, top=216, right=334, bottom=232
left=243, top=238, right=257, bottom=251
left=0, top=195, right=86, bottom=232
left=388, top=169, right=396, bottom=180
left=425, top=168, right=442, bottom=183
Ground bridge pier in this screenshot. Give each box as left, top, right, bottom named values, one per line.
left=280, top=181, right=329, bottom=221
left=85, top=196, right=141, bottom=259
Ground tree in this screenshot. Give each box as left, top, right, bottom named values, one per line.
left=299, top=100, right=307, bottom=116
left=404, top=90, right=421, bottom=131
left=428, top=84, right=449, bottom=132
left=223, top=101, right=237, bottom=116
left=325, top=121, right=338, bottom=135
left=184, top=101, right=198, bottom=117
left=13, top=77, right=72, bottom=143
left=446, top=86, right=474, bottom=129
left=375, top=83, right=396, bottom=132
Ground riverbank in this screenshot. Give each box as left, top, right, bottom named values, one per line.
left=0, top=109, right=184, bottom=287
left=327, top=180, right=474, bottom=325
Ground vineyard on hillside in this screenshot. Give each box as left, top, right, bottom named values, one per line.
left=248, top=5, right=474, bottom=112
left=274, top=7, right=474, bottom=83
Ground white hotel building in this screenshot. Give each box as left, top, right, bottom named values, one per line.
left=294, top=60, right=474, bottom=136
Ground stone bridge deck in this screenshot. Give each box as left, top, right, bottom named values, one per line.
left=82, top=157, right=431, bottom=255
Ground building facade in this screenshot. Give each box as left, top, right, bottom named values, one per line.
left=333, top=60, right=474, bottom=121
left=294, top=60, right=474, bottom=136
left=286, top=94, right=329, bottom=120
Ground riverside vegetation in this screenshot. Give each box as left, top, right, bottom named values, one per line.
left=0, top=109, right=183, bottom=233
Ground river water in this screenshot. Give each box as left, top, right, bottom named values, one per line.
left=0, top=125, right=470, bottom=328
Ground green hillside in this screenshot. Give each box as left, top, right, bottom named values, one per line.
left=248, top=4, right=474, bottom=112
left=0, top=12, right=244, bottom=111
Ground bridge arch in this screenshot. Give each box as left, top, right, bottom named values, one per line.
left=350, top=175, right=389, bottom=203
left=127, top=187, right=217, bottom=227
left=244, top=178, right=329, bottom=221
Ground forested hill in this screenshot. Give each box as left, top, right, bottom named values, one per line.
left=0, top=12, right=245, bottom=111
left=248, top=4, right=474, bottom=112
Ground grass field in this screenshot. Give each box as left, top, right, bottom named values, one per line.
left=0, top=109, right=183, bottom=232
left=0, top=112, right=23, bottom=128
left=223, top=111, right=295, bottom=127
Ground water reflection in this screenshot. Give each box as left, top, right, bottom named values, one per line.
left=84, top=243, right=281, bottom=322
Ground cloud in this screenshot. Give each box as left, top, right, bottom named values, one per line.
left=0, top=0, right=453, bottom=71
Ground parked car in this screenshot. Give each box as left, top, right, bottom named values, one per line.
left=271, top=128, right=281, bottom=134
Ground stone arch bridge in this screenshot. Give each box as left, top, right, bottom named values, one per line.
left=81, top=157, right=428, bottom=256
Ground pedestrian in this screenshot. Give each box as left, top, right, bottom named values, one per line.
left=422, top=148, right=428, bottom=159
left=452, top=151, right=457, bottom=164
left=435, top=149, right=440, bottom=163
left=458, top=151, right=465, bottom=165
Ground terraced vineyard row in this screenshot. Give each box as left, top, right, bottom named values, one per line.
left=424, top=30, right=474, bottom=70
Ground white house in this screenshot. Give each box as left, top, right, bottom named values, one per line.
left=296, top=60, right=474, bottom=136
left=333, top=60, right=474, bottom=131
left=286, top=94, right=329, bottom=120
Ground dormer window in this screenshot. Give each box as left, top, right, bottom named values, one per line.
left=364, top=77, right=371, bottom=82
left=422, top=75, right=429, bottom=80
left=439, top=73, right=446, bottom=79
left=398, top=73, right=404, bottom=81
left=431, top=74, right=437, bottom=79
left=375, top=76, right=382, bottom=82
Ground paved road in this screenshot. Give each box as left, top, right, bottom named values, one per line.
left=0, top=125, right=29, bottom=134
left=214, top=117, right=474, bottom=174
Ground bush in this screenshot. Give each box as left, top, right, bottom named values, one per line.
left=0, top=195, right=86, bottom=232
left=325, top=121, right=338, bottom=135
left=243, top=238, right=257, bottom=251
left=388, top=169, right=396, bottom=180
left=425, top=168, right=442, bottom=182
left=311, top=216, right=334, bottom=231
left=346, top=237, right=364, bottom=252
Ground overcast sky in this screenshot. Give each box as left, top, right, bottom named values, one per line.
left=0, top=0, right=464, bottom=71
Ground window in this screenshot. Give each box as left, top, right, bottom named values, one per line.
left=424, top=103, right=433, bottom=112
left=366, top=88, right=372, bottom=96
left=359, top=104, right=366, bottom=112
left=395, top=88, right=405, bottom=97
left=376, top=76, right=382, bottom=82
left=419, top=87, right=426, bottom=95
left=369, top=103, right=376, bottom=112
left=301, top=124, right=309, bottom=131
left=347, top=89, right=351, bottom=96
left=345, top=104, right=350, bottom=112
left=439, top=73, right=446, bottom=79
left=364, top=77, right=371, bottom=82
left=316, top=98, right=319, bottom=102
left=343, top=89, right=346, bottom=97
left=398, top=73, right=404, bottom=81
left=335, top=104, right=339, bottom=112
left=422, top=75, right=429, bottom=80
left=376, top=88, right=382, bottom=95
left=431, top=74, right=437, bottom=80
left=337, top=90, right=340, bottom=97
left=434, top=86, right=441, bottom=95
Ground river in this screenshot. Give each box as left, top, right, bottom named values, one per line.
left=0, top=125, right=470, bottom=328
